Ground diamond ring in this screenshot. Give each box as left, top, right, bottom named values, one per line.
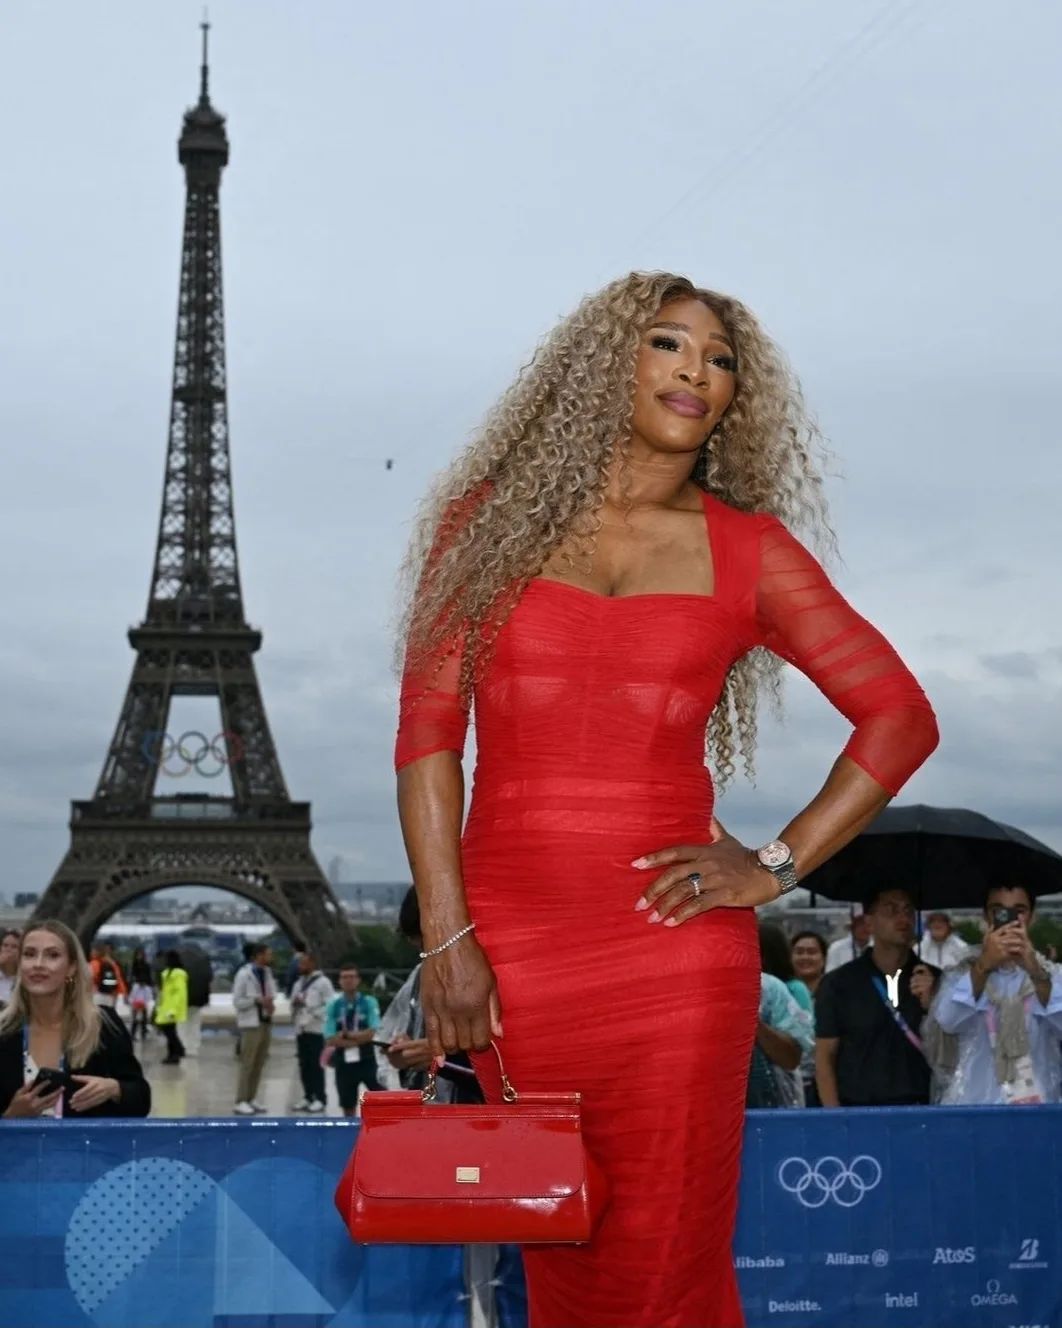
left=687, top=872, right=702, bottom=898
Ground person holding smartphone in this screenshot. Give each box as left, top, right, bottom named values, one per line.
left=0, top=921, right=150, bottom=1119
left=926, top=885, right=1062, bottom=1104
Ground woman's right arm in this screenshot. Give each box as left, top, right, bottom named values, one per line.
left=397, top=753, right=502, bottom=1058
left=396, top=619, right=502, bottom=1057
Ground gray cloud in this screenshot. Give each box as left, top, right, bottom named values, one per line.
left=980, top=652, right=1041, bottom=680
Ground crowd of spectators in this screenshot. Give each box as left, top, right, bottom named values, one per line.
left=3, top=878, right=1059, bottom=1121
left=753, top=883, right=1062, bottom=1110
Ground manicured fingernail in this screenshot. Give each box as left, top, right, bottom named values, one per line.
left=631, top=857, right=650, bottom=869
left=663, top=918, right=679, bottom=928
left=432, top=1055, right=444, bottom=1071
left=634, top=897, right=649, bottom=911
left=647, top=910, right=660, bottom=924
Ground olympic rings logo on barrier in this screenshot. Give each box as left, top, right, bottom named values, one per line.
left=776, top=1155, right=883, bottom=1209
left=140, top=731, right=245, bottom=778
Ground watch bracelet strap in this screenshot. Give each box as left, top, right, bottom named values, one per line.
left=765, top=859, right=799, bottom=895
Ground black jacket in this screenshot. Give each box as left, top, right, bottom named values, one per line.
left=0, top=1006, right=151, bottom=1118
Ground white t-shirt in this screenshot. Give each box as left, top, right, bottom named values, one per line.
left=23, top=1050, right=61, bottom=1118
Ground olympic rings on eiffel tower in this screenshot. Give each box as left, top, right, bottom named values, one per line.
left=140, top=730, right=246, bottom=778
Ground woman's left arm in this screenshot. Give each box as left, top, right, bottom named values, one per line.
left=636, top=517, right=939, bottom=922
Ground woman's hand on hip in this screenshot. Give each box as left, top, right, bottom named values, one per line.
left=420, top=936, right=503, bottom=1058
left=632, top=815, right=780, bottom=925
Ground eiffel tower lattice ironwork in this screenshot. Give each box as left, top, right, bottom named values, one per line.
left=36, top=26, right=355, bottom=967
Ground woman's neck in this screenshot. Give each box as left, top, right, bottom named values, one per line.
left=28, top=991, right=65, bottom=1029
left=604, top=440, right=699, bottom=510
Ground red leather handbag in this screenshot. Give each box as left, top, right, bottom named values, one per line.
left=334, top=1042, right=607, bottom=1244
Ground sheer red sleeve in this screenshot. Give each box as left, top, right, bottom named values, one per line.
left=394, top=630, right=469, bottom=772
left=753, top=516, right=939, bottom=796
left=394, top=489, right=486, bottom=772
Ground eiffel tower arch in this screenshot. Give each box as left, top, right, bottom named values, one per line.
left=35, top=27, right=356, bottom=969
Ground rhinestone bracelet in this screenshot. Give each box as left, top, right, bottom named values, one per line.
left=419, top=922, right=476, bottom=959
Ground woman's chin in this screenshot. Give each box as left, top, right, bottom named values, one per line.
left=24, top=980, right=60, bottom=996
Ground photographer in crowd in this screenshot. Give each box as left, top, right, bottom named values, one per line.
left=927, top=885, right=1062, bottom=1104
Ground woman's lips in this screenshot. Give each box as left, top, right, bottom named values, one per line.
left=658, top=392, right=708, bottom=418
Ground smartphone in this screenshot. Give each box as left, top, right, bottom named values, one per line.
left=991, top=905, right=1021, bottom=930
left=371, top=1039, right=393, bottom=1049
left=32, top=1067, right=71, bottom=1094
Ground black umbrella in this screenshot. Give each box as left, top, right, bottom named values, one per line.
left=801, top=804, right=1062, bottom=909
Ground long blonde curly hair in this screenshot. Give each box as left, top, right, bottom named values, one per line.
left=397, top=271, right=833, bottom=783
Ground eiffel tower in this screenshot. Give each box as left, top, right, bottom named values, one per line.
left=35, top=26, right=355, bottom=968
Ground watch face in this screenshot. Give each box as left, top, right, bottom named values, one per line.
left=758, top=840, right=792, bottom=869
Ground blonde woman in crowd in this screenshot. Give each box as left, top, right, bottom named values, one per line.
left=0, top=920, right=150, bottom=1119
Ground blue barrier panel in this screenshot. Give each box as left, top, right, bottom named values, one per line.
left=733, top=1104, right=1062, bottom=1328
left=0, top=1118, right=464, bottom=1328
left=0, top=1107, right=1059, bottom=1327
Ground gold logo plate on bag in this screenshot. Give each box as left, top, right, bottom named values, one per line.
left=456, top=1167, right=481, bottom=1184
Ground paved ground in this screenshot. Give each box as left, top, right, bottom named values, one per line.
left=137, top=1024, right=362, bottom=1119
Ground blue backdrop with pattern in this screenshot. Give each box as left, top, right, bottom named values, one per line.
left=0, top=1107, right=1058, bottom=1327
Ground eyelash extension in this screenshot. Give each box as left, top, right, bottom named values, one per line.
left=649, top=336, right=738, bottom=374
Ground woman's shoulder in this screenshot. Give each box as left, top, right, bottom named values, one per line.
left=700, top=490, right=785, bottom=539
left=95, top=1006, right=133, bottom=1050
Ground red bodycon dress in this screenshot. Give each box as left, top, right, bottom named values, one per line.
left=395, top=492, right=938, bottom=1328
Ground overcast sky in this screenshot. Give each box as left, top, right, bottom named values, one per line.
left=2, top=0, right=1060, bottom=905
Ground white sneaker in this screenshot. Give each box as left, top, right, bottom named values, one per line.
left=306, top=1099, right=325, bottom=1113
left=233, top=1101, right=255, bottom=1116
left=250, top=1100, right=268, bottom=1113
left=291, top=1098, right=310, bottom=1111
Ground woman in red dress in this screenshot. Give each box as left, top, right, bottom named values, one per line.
left=394, top=272, right=938, bottom=1328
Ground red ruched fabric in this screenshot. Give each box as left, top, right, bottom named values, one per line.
left=753, top=515, right=939, bottom=795
left=395, top=492, right=937, bottom=1328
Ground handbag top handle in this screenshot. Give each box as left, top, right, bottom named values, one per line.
left=422, top=1039, right=517, bottom=1104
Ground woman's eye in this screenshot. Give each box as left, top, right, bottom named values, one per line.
left=708, top=355, right=738, bottom=373
left=649, top=334, right=681, bottom=352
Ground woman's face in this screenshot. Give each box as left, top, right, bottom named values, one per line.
left=791, top=938, right=825, bottom=983
left=0, top=932, right=20, bottom=973
left=20, top=929, right=76, bottom=999
left=629, top=297, right=737, bottom=456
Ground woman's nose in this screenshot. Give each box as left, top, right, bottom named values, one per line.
left=676, top=364, right=708, bottom=388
